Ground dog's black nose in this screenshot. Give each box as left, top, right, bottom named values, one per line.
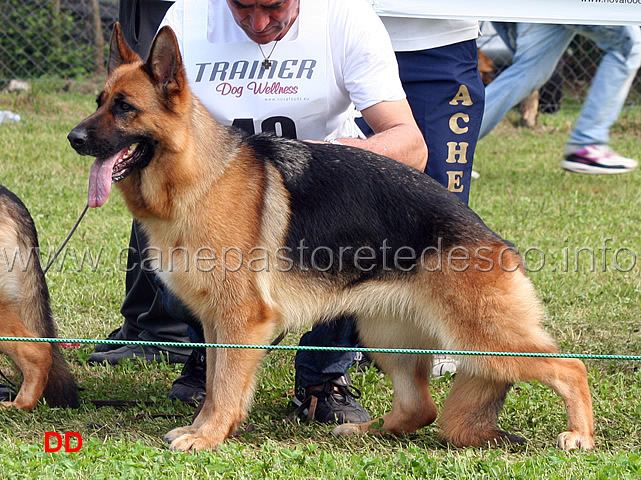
left=67, top=128, right=88, bottom=150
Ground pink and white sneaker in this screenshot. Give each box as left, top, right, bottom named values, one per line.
left=562, top=145, right=638, bottom=174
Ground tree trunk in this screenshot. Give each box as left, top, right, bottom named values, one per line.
left=90, top=0, right=105, bottom=77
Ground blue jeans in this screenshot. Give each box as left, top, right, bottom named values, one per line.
left=295, top=316, right=359, bottom=389
left=480, top=23, right=641, bottom=149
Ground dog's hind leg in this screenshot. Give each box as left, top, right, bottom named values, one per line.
left=333, top=320, right=438, bottom=437
left=0, top=305, right=52, bottom=410
left=436, top=287, right=594, bottom=448
left=434, top=250, right=594, bottom=450
left=541, top=357, right=594, bottom=450
left=511, top=356, right=594, bottom=450
left=438, top=373, right=520, bottom=447
left=440, top=355, right=594, bottom=450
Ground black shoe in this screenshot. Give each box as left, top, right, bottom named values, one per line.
left=87, top=344, right=190, bottom=365
left=94, top=327, right=135, bottom=353
left=169, top=351, right=206, bottom=405
left=0, top=382, right=17, bottom=402
left=292, top=374, right=371, bottom=424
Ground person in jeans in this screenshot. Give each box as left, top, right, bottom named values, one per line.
left=480, top=23, right=641, bottom=174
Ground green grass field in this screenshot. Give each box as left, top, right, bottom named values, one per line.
left=0, top=79, right=640, bottom=478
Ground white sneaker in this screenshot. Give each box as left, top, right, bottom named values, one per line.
left=432, top=354, right=457, bottom=378
left=561, top=145, right=638, bottom=174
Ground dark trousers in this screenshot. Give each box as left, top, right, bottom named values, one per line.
left=359, top=39, right=485, bottom=204
left=113, top=1, right=192, bottom=353
left=118, top=0, right=173, bottom=58
left=119, top=221, right=192, bottom=353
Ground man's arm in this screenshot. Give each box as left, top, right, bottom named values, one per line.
left=336, top=99, right=428, bottom=172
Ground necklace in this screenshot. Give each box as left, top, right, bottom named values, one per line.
left=258, top=41, right=279, bottom=70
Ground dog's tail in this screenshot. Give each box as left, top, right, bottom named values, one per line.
left=21, top=269, right=80, bottom=408
left=13, top=209, right=80, bottom=408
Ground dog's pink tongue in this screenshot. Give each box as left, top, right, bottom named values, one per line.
left=88, top=155, right=119, bottom=208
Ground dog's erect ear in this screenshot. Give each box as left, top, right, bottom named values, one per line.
left=108, top=22, right=141, bottom=75
left=146, top=26, right=186, bottom=96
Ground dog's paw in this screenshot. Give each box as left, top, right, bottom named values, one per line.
left=557, top=431, right=595, bottom=451
left=169, top=433, right=222, bottom=451
left=163, top=426, right=197, bottom=444
left=331, top=423, right=364, bottom=437
left=0, top=401, right=33, bottom=410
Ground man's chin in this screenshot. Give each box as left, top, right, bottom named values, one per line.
left=244, top=28, right=281, bottom=44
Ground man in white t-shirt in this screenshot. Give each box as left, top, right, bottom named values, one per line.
left=92, top=0, right=426, bottom=425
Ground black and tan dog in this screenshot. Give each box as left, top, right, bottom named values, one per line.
left=68, top=24, right=594, bottom=451
left=0, top=185, right=78, bottom=410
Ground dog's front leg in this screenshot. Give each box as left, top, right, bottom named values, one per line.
left=162, top=327, right=218, bottom=442
left=165, top=303, right=274, bottom=451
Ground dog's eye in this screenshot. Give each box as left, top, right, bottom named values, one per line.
left=113, top=99, right=136, bottom=115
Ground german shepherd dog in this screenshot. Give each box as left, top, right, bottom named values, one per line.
left=0, top=185, right=79, bottom=410
left=68, top=24, right=594, bottom=451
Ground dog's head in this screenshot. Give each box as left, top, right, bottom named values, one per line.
left=68, top=23, right=189, bottom=208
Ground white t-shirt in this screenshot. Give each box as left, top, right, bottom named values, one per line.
left=368, top=1, right=479, bottom=51
left=159, top=0, right=405, bottom=140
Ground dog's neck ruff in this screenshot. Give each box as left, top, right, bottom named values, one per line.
left=258, top=41, right=279, bottom=70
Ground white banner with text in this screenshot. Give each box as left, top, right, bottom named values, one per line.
left=369, top=0, right=641, bottom=25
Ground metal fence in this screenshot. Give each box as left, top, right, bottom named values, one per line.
left=1, top=3, right=640, bottom=110
left=0, top=0, right=117, bottom=84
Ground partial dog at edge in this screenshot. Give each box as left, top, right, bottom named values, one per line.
left=68, top=23, right=595, bottom=451
left=0, top=185, right=79, bottom=410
